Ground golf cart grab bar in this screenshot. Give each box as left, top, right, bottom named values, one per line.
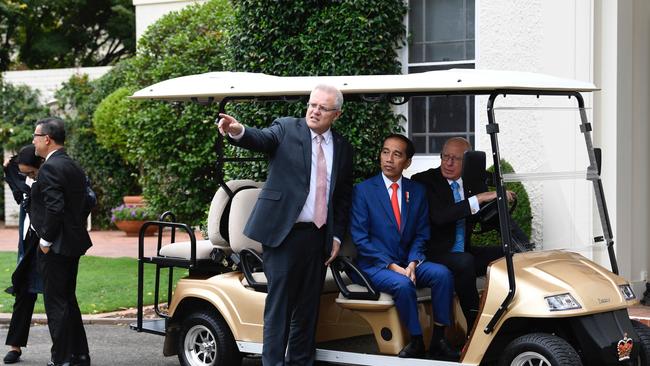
left=331, top=257, right=381, bottom=301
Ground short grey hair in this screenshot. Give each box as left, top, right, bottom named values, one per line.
left=312, top=84, right=343, bottom=111
left=442, top=137, right=472, bottom=153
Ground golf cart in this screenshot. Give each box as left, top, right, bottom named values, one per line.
left=129, top=69, right=650, bottom=366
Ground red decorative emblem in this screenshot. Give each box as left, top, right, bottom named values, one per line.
left=617, top=333, right=633, bottom=361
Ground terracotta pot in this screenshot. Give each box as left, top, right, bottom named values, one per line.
left=123, top=196, right=146, bottom=207
left=114, top=220, right=157, bottom=237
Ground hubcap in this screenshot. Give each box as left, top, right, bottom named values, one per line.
left=510, top=351, right=552, bottom=366
left=184, top=324, right=217, bottom=366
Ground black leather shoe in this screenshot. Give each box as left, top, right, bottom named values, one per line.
left=3, top=350, right=21, bottom=364
left=71, top=354, right=90, bottom=366
left=397, top=337, right=425, bottom=358
left=427, top=338, right=460, bottom=361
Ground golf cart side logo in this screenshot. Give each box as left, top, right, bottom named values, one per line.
left=617, top=333, right=633, bottom=361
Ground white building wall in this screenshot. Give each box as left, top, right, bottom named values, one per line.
left=133, top=0, right=206, bottom=41
left=2, top=66, right=111, bottom=226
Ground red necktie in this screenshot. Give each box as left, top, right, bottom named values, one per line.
left=390, top=182, right=400, bottom=231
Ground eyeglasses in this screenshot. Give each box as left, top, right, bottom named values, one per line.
left=440, top=154, right=463, bottom=164
left=32, top=133, right=47, bottom=138
left=306, top=102, right=338, bottom=113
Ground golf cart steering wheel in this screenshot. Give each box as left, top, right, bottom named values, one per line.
left=474, top=194, right=517, bottom=233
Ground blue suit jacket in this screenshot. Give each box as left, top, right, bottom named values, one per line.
left=229, top=117, right=353, bottom=250
left=350, top=174, right=430, bottom=276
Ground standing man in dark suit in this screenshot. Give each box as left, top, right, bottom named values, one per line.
left=217, top=84, right=353, bottom=366
left=31, top=117, right=92, bottom=366
left=411, top=137, right=514, bottom=331
left=350, top=134, right=457, bottom=360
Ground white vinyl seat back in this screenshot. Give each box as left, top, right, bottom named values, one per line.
left=207, top=179, right=264, bottom=246
left=228, top=188, right=263, bottom=255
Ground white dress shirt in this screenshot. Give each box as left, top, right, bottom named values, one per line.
left=447, top=177, right=480, bottom=214
left=296, top=129, right=333, bottom=223
left=381, top=173, right=402, bottom=210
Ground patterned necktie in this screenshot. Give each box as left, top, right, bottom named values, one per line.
left=390, top=182, right=401, bottom=231
left=451, top=181, right=465, bottom=252
left=313, top=135, right=327, bottom=228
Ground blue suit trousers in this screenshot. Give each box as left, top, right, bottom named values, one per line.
left=368, top=262, right=453, bottom=336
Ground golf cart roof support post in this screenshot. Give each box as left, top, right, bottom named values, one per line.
left=215, top=98, right=234, bottom=198
left=573, top=92, right=618, bottom=274
left=483, top=92, right=516, bottom=334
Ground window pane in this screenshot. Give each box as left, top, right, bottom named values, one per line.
left=429, top=136, right=449, bottom=154
left=410, top=0, right=475, bottom=63
left=428, top=95, right=468, bottom=133
left=413, top=136, right=427, bottom=153
left=410, top=96, right=427, bottom=133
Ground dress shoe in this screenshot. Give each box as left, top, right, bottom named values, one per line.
left=427, top=338, right=460, bottom=361
left=46, top=361, right=70, bottom=366
left=3, top=350, right=21, bottom=364
left=71, top=354, right=90, bottom=366
left=397, top=337, right=425, bottom=358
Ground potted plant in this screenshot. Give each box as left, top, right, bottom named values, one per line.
left=111, top=204, right=157, bottom=236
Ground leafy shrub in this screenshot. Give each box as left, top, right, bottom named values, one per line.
left=92, top=86, right=136, bottom=162
left=104, top=0, right=234, bottom=225
left=226, top=0, right=408, bottom=183
left=0, top=79, right=49, bottom=150
left=55, top=64, right=140, bottom=228
left=471, top=160, right=533, bottom=246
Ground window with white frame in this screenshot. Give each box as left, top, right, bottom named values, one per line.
left=407, top=0, right=475, bottom=154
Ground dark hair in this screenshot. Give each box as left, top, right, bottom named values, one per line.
left=36, top=117, right=66, bottom=145
left=383, top=134, right=415, bottom=159
left=15, top=144, right=43, bottom=169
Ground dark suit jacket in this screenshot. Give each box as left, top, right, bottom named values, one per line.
left=229, top=117, right=353, bottom=251
left=411, top=167, right=487, bottom=257
left=29, top=149, right=93, bottom=257
left=350, top=174, right=429, bottom=276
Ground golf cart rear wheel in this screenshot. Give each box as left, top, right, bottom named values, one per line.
left=178, top=311, right=241, bottom=366
left=632, top=320, right=650, bottom=364
left=498, top=333, right=582, bottom=366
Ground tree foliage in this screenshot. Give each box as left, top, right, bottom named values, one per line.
left=113, top=0, right=233, bottom=225
left=0, top=78, right=49, bottom=150
left=225, top=0, right=409, bottom=183
left=0, top=0, right=135, bottom=71
left=54, top=64, right=140, bottom=228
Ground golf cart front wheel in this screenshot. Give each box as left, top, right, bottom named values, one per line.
left=632, top=320, right=650, bottom=364
left=498, top=333, right=582, bottom=366
left=178, top=311, right=241, bottom=366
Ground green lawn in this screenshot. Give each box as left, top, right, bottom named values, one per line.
left=0, top=252, right=188, bottom=314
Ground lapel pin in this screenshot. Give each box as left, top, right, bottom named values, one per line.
left=406, top=191, right=410, bottom=203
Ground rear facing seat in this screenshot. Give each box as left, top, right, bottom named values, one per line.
left=228, top=188, right=348, bottom=293
left=157, top=179, right=263, bottom=260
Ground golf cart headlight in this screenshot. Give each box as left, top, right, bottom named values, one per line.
left=619, top=284, right=636, bottom=300
left=545, top=293, right=582, bottom=311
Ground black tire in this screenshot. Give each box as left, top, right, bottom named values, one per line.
left=632, top=320, right=650, bottom=365
left=177, top=311, right=242, bottom=366
left=498, top=333, right=582, bottom=366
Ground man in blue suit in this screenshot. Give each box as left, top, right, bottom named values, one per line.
left=350, top=134, right=457, bottom=360
left=218, top=84, right=353, bottom=366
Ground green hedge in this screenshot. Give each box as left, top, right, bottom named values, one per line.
left=54, top=63, right=140, bottom=228
left=471, top=160, right=533, bottom=246
left=225, top=0, right=409, bottom=183
left=117, top=0, right=233, bottom=225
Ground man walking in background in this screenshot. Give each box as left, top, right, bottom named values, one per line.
left=31, top=117, right=92, bottom=366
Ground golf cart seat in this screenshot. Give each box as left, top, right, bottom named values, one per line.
left=228, top=187, right=351, bottom=293
left=157, top=179, right=263, bottom=260
left=330, top=243, right=435, bottom=355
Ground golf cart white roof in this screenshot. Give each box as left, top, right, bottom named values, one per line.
left=130, top=68, right=598, bottom=103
